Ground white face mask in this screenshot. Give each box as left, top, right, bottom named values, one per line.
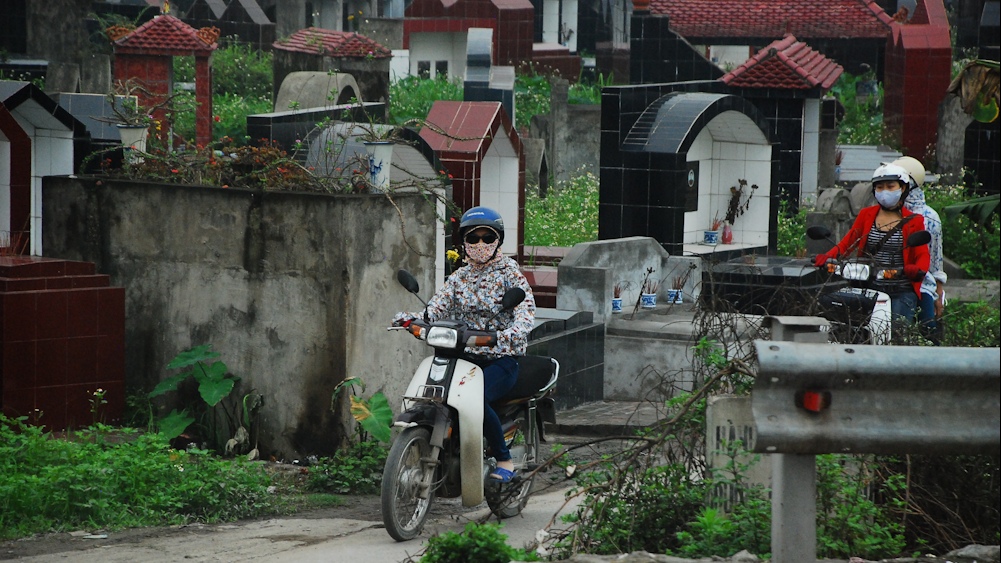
left=875, top=188, right=903, bottom=209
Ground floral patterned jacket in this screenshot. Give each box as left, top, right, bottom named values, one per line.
left=904, top=187, right=948, bottom=298
left=397, top=257, right=536, bottom=359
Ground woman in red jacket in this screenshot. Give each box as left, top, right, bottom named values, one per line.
left=814, top=163, right=931, bottom=325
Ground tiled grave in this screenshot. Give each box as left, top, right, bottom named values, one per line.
left=1, top=256, right=125, bottom=431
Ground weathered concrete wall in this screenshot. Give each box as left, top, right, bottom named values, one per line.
left=42, top=176, right=437, bottom=459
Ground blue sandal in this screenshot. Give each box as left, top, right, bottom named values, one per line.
left=489, top=466, right=517, bottom=482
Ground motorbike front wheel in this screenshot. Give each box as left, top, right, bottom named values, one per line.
left=381, top=427, right=435, bottom=541
left=487, top=413, right=538, bottom=518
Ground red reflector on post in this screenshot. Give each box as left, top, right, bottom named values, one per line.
left=797, top=390, right=831, bottom=413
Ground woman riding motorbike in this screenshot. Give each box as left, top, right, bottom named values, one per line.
left=393, top=206, right=536, bottom=482
left=813, top=163, right=931, bottom=327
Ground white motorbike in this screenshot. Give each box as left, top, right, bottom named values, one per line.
left=807, top=226, right=930, bottom=345
left=381, top=270, right=560, bottom=541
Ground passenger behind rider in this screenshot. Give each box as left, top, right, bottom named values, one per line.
left=894, top=156, right=948, bottom=344
left=813, top=163, right=931, bottom=327
left=393, top=206, right=536, bottom=482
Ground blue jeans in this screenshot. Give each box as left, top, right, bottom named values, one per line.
left=889, top=290, right=918, bottom=323
left=474, top=356, right=519, bottom=463
left=917, top=292, right=940, bottom=342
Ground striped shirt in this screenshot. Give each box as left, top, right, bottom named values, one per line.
left=865, top=223, right=911, bottom=294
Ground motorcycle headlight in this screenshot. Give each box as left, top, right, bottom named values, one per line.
left=426, top=326, right=459, bottom=348
left=841, top=263, right=870, bottom=281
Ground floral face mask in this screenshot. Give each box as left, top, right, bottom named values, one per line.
left=463, top=230, right=500, bottom=264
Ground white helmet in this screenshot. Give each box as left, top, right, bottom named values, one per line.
left=872, top=163, right=912, bottom=187
left=891, top=156, right=925, bottom=188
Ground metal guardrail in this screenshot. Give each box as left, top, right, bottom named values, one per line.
left=752, top=340, right=1001, bottom=456
left=752, top=317, right=1001, bottom=563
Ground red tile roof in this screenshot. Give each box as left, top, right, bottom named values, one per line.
left=272, top=27, right=391, bottom=59
left=114, top=14, right=217, bottom=54
left=650, top=0, right=893, bottom=40
left=421, top=101, right=507, bottom=156
left=721, top=35, right=844, bottom=90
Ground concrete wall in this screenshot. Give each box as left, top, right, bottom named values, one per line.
left=557, top=237, right=702, bottom=323
left=42, top=176, right=438, bottom=459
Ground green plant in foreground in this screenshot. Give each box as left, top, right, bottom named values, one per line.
left=307, top=440, right=387, bottom=494
left=816, top=454, right=906, bottom=559
left=331, top=376, right=394, bottom=443
left=0, top=414, right=283, bottom=540
left=149, top=344, right=261, bottom=455
left=421, top=522, right=539, bottom=563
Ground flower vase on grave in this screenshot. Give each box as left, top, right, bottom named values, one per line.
left=721, top=222, right=733, bottom=244
left=117, top=124, right=148, bottom=163
left=363, top=141, right=393, bottom=191
left=667, top=289, right=682, bottom=303
left=640, top=293, right=657, bottom=308
left=703, top=230, right=720, bottom=245
left=611, top=297, right=623, bottom=313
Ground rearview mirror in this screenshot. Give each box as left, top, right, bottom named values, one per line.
left=397, top=270, right=420, bottom=294
left=501, top=288, right=526, bottom=311
left=906, top=230, right=931, bottom=247
left=806, top=226, right=833, bottom=240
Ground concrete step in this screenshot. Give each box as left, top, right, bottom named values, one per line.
left=547, top=401, right=662, bottom=437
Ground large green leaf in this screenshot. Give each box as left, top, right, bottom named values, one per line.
left=944, top=194, right=1000, bottom=229
left=149, top=371, right=192, bottom=397
left=350, top=392, right=394, bottom=443
left=158, top=409, right=195, bottom=440
left=198, top=377, right=236, bottom=407
left=192, top=360, right=230, bottom=383
left=167, top=345, right=221, bottom=370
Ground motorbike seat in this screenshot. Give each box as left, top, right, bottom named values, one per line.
left=495, top=355, right=558, bottom=403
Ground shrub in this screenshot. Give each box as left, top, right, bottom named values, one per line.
left=830, top=71, right=890, bottom=146
left=388, top=75, right=463, bottom=125
left=775, top=198, right=810, bottom=257
left=925, top=181, right=1000, bottom=280
left=307, top=441, right=387, bottom=495
left=421, top=522, right=539, bottom=563
left=816, top=454, right=907, bottom=559
left=0, top=414, right=283, bottom=540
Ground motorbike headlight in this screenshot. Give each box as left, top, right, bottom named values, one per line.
left=841, top=263, right=870, bottom=281
left=426, top=326, right=459, bottom=348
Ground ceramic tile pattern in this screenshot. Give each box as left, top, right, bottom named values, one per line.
left=600, top=46, right=780, bottom=255
left=273, top=27, right=392, bottom=58
left=404, top=0, right=534, bottom=66
left=0, top=257, right=125, bottom=432
left=527, top=310, right=604, bottom=410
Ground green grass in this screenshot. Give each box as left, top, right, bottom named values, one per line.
left=0, top=415, right=375, bottom=540
left=524, top=171, right=599, bottom=247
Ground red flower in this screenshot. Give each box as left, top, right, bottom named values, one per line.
left=171, top=169, right=179, bottom=174
left=213, top=115, right=221, bottom=122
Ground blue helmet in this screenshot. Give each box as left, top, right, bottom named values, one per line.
left=459, top=206, right=505, bottom=243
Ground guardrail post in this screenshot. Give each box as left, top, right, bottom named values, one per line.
left=763, top=316, right=829, bottom=563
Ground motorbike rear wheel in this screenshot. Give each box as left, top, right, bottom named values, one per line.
left=487, top=412, right=538, bottom=518
left=381, top=427, right=435, bottom=541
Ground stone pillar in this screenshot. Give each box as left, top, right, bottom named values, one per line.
left=276, top=0, right=308, bottom=38
left=549, top=77, right=568, bottom=185
left=81, top=54, right=112, bottom=94
left=195, top=56, right=214, bottom=147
